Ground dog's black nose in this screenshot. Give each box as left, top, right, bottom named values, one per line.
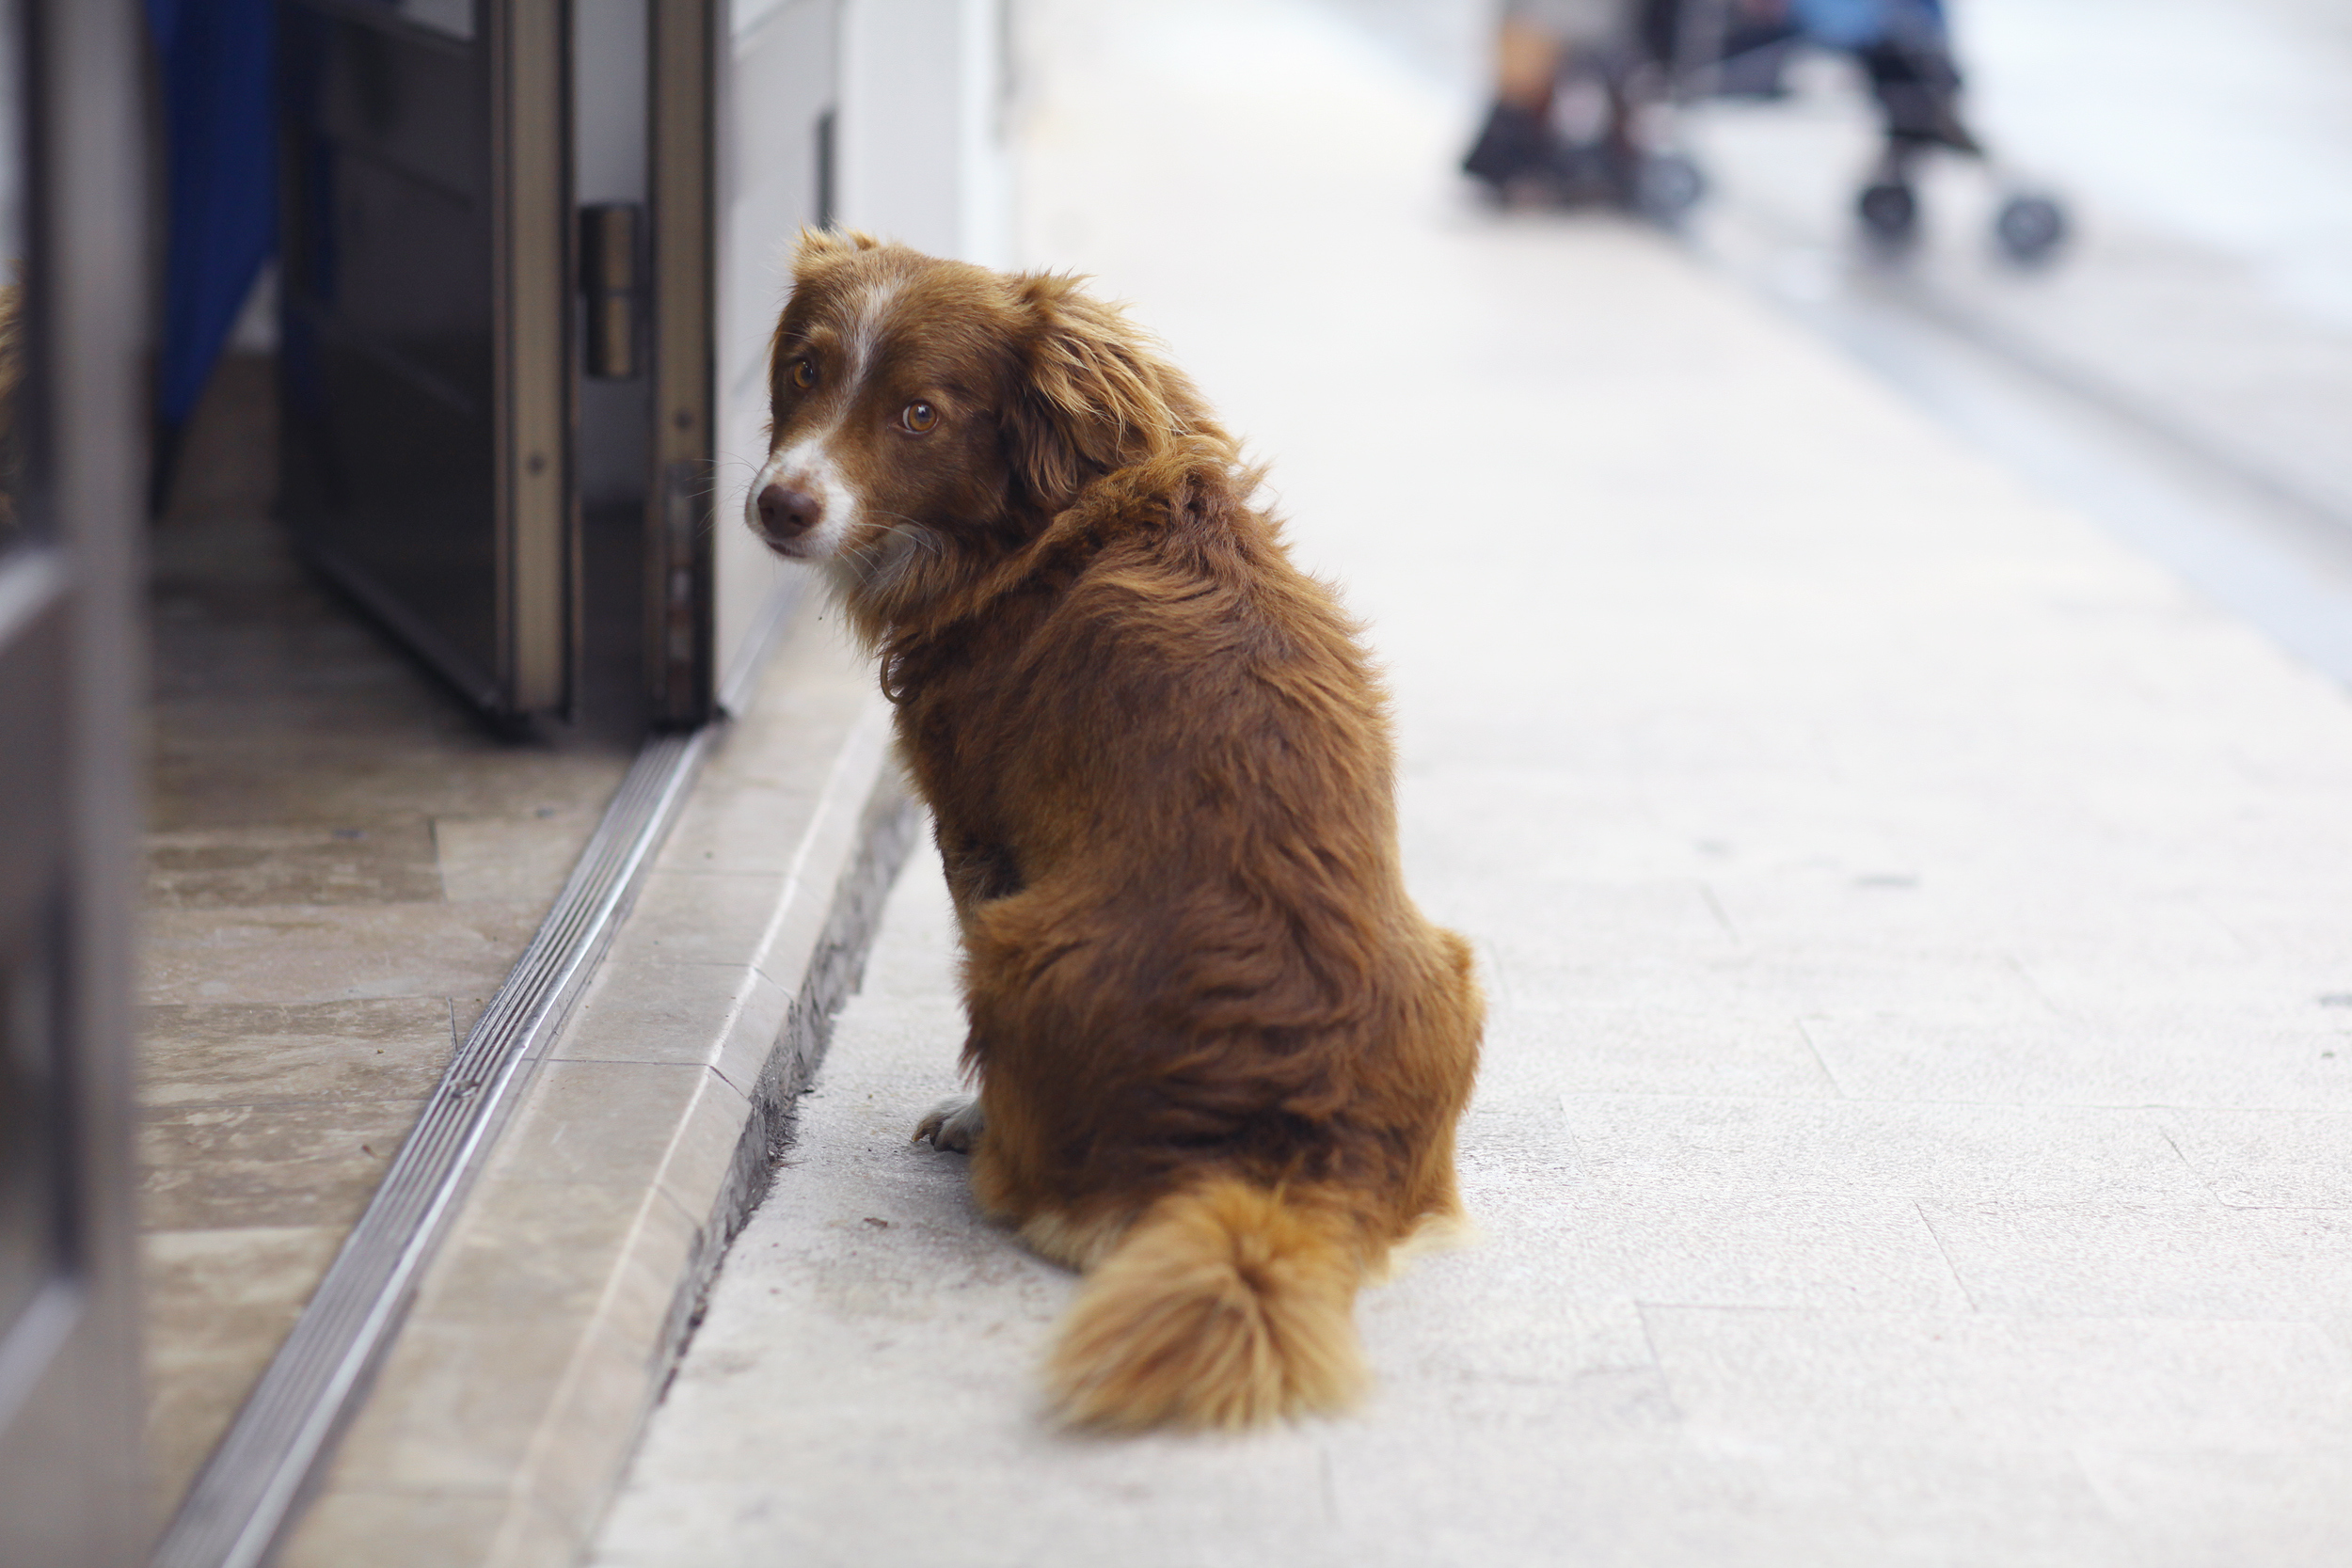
left=757, top=483, right=821, bottom=541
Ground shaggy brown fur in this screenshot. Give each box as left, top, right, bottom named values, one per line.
left=750, top=231, right=1482, bottom=1430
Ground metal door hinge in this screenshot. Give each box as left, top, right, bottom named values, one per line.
left=580, top=202, right=644, bottom=380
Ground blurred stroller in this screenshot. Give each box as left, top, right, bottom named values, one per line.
left=1462, top=0, right=2069, bottom=262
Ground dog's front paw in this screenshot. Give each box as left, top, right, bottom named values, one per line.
left=914, top=1094, right=985, bottom=1153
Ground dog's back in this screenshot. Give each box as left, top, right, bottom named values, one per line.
left=894, top=447, right=1482, bottom=1427
left=750, top=234, right=1481, bottom=1429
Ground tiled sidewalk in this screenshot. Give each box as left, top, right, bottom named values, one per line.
left=590, top=2, right=2352, bottom=1562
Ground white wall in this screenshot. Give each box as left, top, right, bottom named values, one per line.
left=836, top=0, right=1010, bottom=265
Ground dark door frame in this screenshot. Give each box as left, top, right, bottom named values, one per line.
left=647, top=0, right=714, bottom=727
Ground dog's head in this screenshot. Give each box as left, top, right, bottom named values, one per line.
left=746, top=232, right=1230, bottom=631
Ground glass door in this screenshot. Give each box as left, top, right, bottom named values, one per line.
left=0, top=0, right=151, bottom=1561
left=277, top=0, right=571, bottom=721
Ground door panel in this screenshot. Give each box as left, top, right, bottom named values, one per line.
left=278, top=0, right=572, bottom=721
left=0, top=0, right=150, bottom=1562
left=279, top=8, right=500, bottom=703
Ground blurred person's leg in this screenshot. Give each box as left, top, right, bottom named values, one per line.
left=1463, top=11, right=1564, bottom=191
left=1859, top=15, right=1978, bottom=164
left=1791, top=0, right=1977, bottom=175
left=1463, top=0, right=1625, bottom=200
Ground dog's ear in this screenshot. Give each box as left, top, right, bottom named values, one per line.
left=1005, top=273, right=1188, bottom=512
left=792, top=227, right=885, bottom=277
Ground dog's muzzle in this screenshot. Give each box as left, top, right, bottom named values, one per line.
left=755, top=482, right=822, bottom=547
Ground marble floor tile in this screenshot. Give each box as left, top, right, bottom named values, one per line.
left=138, top=998, right=458, bottom=1107
left=139, top=900, right=549, bottom=1007
left=432, top=809, right=605, bottom=906
left=145, top=820, right=444, bottom=909
left=138, top=1099, right=429, bottom=1232
left=142, top=1225, right=345, bottom=1518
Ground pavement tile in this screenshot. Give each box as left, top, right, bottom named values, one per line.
left=2241, top=1209, right=2352, bottom=1352
left=1803, top=1010, right=2352, bottom=1108
left=1692, top=943, right=2053, bottom=1023
left=1918, top=1202, right=2348, bottom=1321
left=1642, top=1307, right=2352, bottom=1451
left=1470, top=879, right=1740, bottom=979
left=1371, top=1253, right=1667, bottom=1387
left=653, top=637, right=884, bottom=878
left=1559, top=1094, right=2213, bottom=1203
left=2076, top=1447, right=2352, bottom=1568
left=596, top=1444, right=1349, bottom=1568
left=1485, top=1002, right=1837, bottom=1099
left=1542, top=1191, right=1969, bottom=1312
left=2155, top=1108, right=2352, bottom=1207
left=2201, top=891, right=2352, bottom=972
left=1332, top=1435, right=2140, bottom=1568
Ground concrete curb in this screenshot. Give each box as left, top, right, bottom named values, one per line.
left=274, top=611, right=917, bottom=1568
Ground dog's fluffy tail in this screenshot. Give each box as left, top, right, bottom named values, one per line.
left=1044, top=1179, right=1369, bottom=1431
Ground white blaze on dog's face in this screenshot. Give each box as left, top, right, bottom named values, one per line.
left=745, top=236, right=1022, bottom=609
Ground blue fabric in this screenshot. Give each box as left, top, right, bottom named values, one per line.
left=147, top=0, right=276, bottom=429
left=1789, top=0, right=1948, bottom=50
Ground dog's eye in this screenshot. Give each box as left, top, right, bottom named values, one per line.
left=789, top=358, right=817, bottom=391
left=902, top=401, right=938, bottom=434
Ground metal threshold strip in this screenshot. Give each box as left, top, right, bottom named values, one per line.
left=151, top=724, right=721, bottom=1568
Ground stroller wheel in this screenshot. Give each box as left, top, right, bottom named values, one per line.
left=1994, top=193, right=2068, bottom=263
left=1636, top=152, right=1707, bottom=223
left=1857, top=182, right=1918, bottom=245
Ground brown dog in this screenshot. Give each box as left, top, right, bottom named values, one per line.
left=746, top=231, right=1482, bottom=1430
